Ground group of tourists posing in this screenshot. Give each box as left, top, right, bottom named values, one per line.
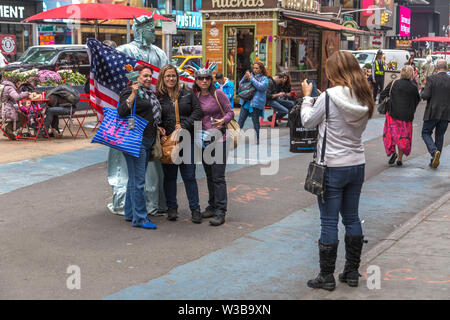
left=118, top=63, right=235, bottom=230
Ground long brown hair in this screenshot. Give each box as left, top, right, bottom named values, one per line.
left=253, top=61, right=267, bottom=76
left=325, top=51, right=374, bottom=118
left=156, top=64, right=181, bottom=101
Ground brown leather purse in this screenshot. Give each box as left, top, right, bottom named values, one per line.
left=160, top=99, right=181, bottom=164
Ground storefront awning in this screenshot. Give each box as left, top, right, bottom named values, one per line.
left=285, top=16, right=368, bottom=35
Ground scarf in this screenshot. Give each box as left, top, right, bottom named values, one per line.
left=140, top=86, right=161, bottom=127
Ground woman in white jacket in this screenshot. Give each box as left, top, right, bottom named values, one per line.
left=301, top=51, right=374, bottom=291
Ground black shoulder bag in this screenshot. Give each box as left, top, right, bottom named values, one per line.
left=304, top=92, right=329, bottom=202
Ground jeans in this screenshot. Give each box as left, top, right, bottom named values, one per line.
left=123, top=137, right=153, bottom=227
left=44, top=107, right=71, bottom=130
left=238, top=106, right=262, bottom=142
left=267, top=100, right=288, bottom=119
left=162, top=142, right=200, bottom=211
left=421, top=119, right=449, bottom=157
left=373, top=76, right=384, bottom=102
left=318, top=165, right=365, bottom=244
left=202, top=141, right=228, bottom=215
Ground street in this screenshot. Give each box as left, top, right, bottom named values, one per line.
left=0, top=101, right=449, bottom=300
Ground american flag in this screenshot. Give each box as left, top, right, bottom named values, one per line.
left=86, top=38, right=194, bottom=115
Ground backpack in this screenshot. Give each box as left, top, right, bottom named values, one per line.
left=237, top=81, right=256, bottom=101
left=288, top=102, right=318, bottom=153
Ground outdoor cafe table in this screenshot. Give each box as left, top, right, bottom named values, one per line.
left=16, top=98, right=51, bottom=142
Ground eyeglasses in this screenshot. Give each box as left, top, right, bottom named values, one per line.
left=164, top=74, right=177, bottom=79
left=197, top=76, right=212, bottom=81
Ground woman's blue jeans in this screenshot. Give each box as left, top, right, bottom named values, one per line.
left=123, top=137, right=152, bottom=227
left=238, top=106, right=262, bottom=142
left=318, top=164, right=365, bottom=244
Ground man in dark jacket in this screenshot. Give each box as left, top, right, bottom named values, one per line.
left=266, top=73, right=294, bottom=125
left=420, top=59, right=450, bottom=169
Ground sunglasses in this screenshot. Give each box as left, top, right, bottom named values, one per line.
left=197, top=76, right=212, bottom=81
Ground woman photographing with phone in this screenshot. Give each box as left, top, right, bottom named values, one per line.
left=301, top=51, right=374, bottom=291
left=237, top=61, right=268, bottom=145
left=117, top=64, right=164, bottom=229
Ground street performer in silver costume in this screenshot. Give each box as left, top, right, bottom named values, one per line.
left=107, top=15, right=169, bottom=216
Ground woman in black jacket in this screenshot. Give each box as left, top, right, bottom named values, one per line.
left=117, top=64, right=164, bottom=229
left=157, top=64, right=203, bottom=223
left=380, top=65, right=420, bottom=166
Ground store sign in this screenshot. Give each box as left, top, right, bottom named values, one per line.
left=176, top=11, right=202, bottom=30
left=342, top=20, right=358, bottom=39
left=0, top=35, right=16, bottom=55
left=399, top=6, right=411, bottom=37
left=203, top=0, right=278, bottom=10
left=0, top=4, right=24, bottom=19
left=40, top=33, right=55, bottom=45
left=280, top=0, right=320, bottom=13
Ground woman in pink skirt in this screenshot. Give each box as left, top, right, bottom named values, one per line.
left=380, top=66, right=420, bottom=166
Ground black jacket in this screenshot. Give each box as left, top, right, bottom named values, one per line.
left=158, top=86, right=202, bottom=138
left=421, top=72, right=450, bottom=121
left=266, top=76, right=283, bottom=102
left=380, top=78, right=420, bottom=122
left=118, top=86, right=157, bottom=141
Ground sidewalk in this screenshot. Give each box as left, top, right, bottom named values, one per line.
left=302, top=191, right=450, bottom=300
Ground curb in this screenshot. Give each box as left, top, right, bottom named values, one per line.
left=300, top=190, right=450, bottom=300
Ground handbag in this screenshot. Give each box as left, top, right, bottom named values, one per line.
left=149, top=129, right=162, bottom=161
left=214, top=91, right=241, bottom=150
left=91, top=98, right=148, bottom=158
left=304, top=92, right=329, bottom=201
left=160, top=99, right=181, bottom=164
left=377, top=79, right=397, bottom=115
left=237, top=81, right=256, bottom=100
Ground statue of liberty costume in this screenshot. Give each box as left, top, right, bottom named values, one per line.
left=107, top=15, right=169, bottom=216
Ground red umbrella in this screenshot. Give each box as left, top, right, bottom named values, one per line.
left=412, top=36, right=450, bottom=43
left=24, top=3, right=172, bottom=22
left=23, top=3, right=173, bottom=38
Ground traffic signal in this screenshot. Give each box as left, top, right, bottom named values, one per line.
left=380, top=12, right=389, bottom=26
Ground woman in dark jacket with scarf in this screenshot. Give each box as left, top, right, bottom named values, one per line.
left=157, top=64, right=203, bottom=223
left=117, top=64, right=163, bottom=229
left=380, top=65, right=420, bottom=166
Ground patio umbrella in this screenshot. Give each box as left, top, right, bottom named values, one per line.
left=412, top=36, right=450, bottom=57
left=411, top=36, right=450, bottom=43
left=23, top=3, right=173, bottom=38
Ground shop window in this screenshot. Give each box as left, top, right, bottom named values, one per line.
left=146, top=0, right=166, bottom=9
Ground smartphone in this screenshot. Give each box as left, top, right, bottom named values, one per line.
left=307, top=80, right=319, bottom=98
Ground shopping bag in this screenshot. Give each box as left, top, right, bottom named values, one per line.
left=91, top=99, right=148, bottom=158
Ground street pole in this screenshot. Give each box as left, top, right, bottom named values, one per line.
left=126, top=0, right=131, bottom=43
left=165, top=0, right=172, bottom=60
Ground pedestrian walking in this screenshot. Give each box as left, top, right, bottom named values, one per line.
left=301, top=51, right=374, bottom=291
left=157, top=64, right=203, bottom=223
left=371, top=50, right=386, bottom=103
left=419, top=56, right=435, bottom=89
left=117, top=64, right=163, bottom=229
left=214, top=72, right=235, bottom=109
left=420, top=59, right=450, bottom=169
left=194, top=66, right=235, bottom=226
left=380, top=65, right=420, bottom=166
left=237, top=61, right=268, bottom=145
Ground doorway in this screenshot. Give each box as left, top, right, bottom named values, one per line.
left=225, top=27, right=255, bottom=95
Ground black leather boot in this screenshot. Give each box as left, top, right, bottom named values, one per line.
left=201, top=207, right=215, bottom=219
left=339, top=235, right=366, bottom=287
left=167, top=208, right=178, bottom=221
left=191, top=210, right=202, bottom=224
left=209, top=214, right=225, bottom=226
left=307, top=241, right=339, bottom=291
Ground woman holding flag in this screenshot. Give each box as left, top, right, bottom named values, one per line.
left=117, top=64, right=164, bottom=229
